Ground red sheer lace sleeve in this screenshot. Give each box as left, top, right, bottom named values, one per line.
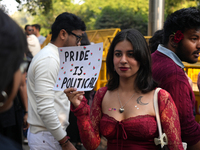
left=158, top=89, right=184, bottom=150
left=71, top=87, right=107, bottom=150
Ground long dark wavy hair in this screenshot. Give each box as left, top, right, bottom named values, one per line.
left=0, top=9, right=27, bottom=93
left=106, top=29, right=157, bottom=93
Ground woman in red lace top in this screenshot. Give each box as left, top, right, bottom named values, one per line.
left=64, top=29, right=184, bottom=150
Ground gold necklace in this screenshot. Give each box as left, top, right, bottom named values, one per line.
left=117, top=90, right=135, bottom=113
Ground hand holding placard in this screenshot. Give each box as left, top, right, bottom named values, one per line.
left=64, top=87, right=84, bottom=108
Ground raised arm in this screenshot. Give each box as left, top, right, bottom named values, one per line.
left=65, top=87, right=107, bottom=150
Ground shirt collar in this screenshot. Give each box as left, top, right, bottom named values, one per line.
left=157, top=44, right=184, bottom=69
left=48, top=42, right=58, bottom=50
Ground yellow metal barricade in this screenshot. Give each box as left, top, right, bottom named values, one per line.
left=85, top=28, right=121, bottom=91
left=86, top=28, right=121, bottom=58
left=41, top=34, right=52, bottom=49
left=182, top=62, right=200, bottom=122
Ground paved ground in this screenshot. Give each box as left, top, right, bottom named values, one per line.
left=22, top=144, right=29, bottom=150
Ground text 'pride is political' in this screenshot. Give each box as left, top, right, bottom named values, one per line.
left=53, top=42, right=103, bottom=91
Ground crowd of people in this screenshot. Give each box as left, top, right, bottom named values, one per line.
left=1, top=6, right=200, bottom=150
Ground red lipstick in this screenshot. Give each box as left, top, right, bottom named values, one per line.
left=119, top=67, right=129, bottom=71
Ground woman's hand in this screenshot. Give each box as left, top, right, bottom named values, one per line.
left=64, top=87, right=84, bottom=108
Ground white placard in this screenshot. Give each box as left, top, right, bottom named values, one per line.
left=53, top=42, right=103, bottom=91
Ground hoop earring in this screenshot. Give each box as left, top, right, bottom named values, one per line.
left=0, top=91, right=8, bottom=107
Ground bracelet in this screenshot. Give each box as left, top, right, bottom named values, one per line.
left=59, top=136, right=70, bottom=146
left=24, top=111, right=28, bottom=114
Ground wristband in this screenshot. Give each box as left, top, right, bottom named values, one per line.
left=59, top=136, right=70, bottom=145
left=24, top=111, right=28, bottom=114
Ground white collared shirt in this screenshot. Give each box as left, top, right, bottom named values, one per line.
left=157, top=44, right=184, bottom=69
left=27, top=43, right=70, bottom=141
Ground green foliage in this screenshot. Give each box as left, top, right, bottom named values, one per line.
left=11, top=9, right=34, bottom=30
left=16, top=0, right=52, bottom=15
left=165, top=0, right=197, bottom=16
left=11, top=0, right=199, bottom=37
left=12, top=11, right=28, bottom=27
left=26, top=0, right=72, bottom=36
left=16, top=0, right=70, bottom=15
left=95, top=6, right=147, bottom=35
left=81, top=0, right=149, bottom=30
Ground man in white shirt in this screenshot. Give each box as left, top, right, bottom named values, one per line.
left=27, top=12, right=86, bottom=150
left=25, top=24, right=41, bottom=57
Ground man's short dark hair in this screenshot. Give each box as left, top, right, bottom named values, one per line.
left=32, top=24, right=41, bottom=31
left=81, top=32, right=90, bottom=46
left=51, top=12, right=86, bottom=42
left=149, top=29, right=163, bottom=53
left=163, top=7, right=200, bottom=45
left=25, top=24, right=31, bottom=30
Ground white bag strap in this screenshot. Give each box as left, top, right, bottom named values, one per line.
left=153, top=88, right=168, bottom=148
